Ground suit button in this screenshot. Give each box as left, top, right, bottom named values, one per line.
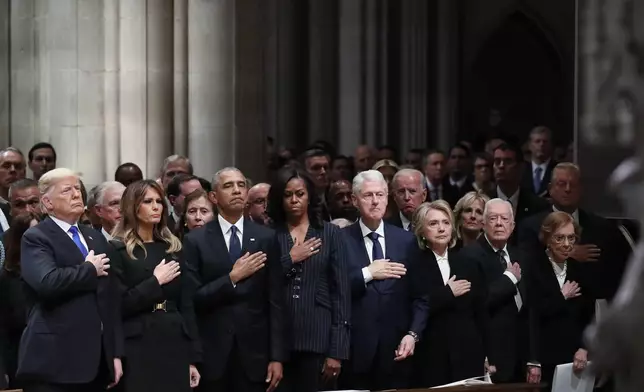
left=293, top=285, right=300, bottom=290
left=291, top=268, right=296, bottom=273
left=293, top=294, right=300, bottom=299
left=294, top=276, right=301, bottom=282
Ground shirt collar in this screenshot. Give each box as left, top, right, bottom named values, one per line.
left=399, top=212, right=411, bottom=230
left=433, top=250, right=448, bottom=261
left=496, top=186, right=520, bottom=207
left=359, top=219, right=385, bottom=238
left=425, top=177, right=441, bottom=191
left=531, top=159, right=551, bottom=172
left=50, top=215, right=78, bottom=234
left=218, top=214, right=244, bottom=235
left=484, top=233, right=509, bottom=254
left=101, top=227, right=112, bottom=241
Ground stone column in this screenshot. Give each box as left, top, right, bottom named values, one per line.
left=308, top=0, right=338, bottom=146
left=119, top=0, right=148, bottom=176
left=0, top=0, right=8, bottom=148
left=435, top=0, right=459, bottom=150
left=104, top=0, right=120, bottom=180
left=173, top=0, right=189, bottom=156
left=188, top=0, right=234, bottom=178
left=10, top=0, right=106, bottom=186
left=146, top=1, right=174, bottom=176
left=399, top=0, right=430, bottom=153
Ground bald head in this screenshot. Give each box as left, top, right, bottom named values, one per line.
left=247, top=183, right=270, bottom=225
left=354, top=145, right=374, bottom=172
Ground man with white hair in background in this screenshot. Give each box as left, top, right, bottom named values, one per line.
left=92, top=181, right=126, bottom=241
left=459, top=198, right=536, bottom=384
left=18, top=168, right=123, bottom=391
left=388, top=169, right=427, bottom=231
left=340, top=170, right=428, bottom=390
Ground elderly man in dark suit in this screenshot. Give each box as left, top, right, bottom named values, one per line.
left=459, top=198, right=537, bottom=384
left=18, top=168, right=123, bottom=392
left=183, top=167, right=286, bottom=392
left=341, top=170, right=429, bottom=391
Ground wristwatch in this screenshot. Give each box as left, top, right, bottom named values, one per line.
left=407, top=331, right=420, bottom=343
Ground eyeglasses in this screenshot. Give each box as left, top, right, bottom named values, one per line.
left=552, top=234, right=577, bottom=245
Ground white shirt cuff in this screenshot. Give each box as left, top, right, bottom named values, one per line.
left=504, top=270, right=518, bottom=285
left=362, top=267, right=373, bottom=283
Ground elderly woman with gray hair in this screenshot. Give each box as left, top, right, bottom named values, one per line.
left=408, top=200, right=489, bottom=387
left=452, top=191, right=490, bottom=250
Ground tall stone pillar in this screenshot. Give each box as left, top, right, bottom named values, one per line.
left=308, top=0, right=338, bottom=146
left=10, top=0, right=106, bottom=184
left=399, top=0, right=430, bottom=153
left=188, top=0, right=234, bottom=178
left=435, top=0, right=459, bottom=150
left=104, top=0, right=120, bottom=180
left=0, top=0, right=8, bottom=148
left=173, top=0, right=189, bottom=157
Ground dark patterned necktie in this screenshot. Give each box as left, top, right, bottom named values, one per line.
left=229, top=225, right=242, bottom=263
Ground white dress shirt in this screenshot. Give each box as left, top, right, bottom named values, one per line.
left=433, top=250, right=450, bottom=285
left=101, top=227, right=112, bottom=241
left=0, top=208, right=9, bottom=232
left=218, top=214, right=244, bottom=251
left=50, top=215, right=89, bottom=251
left=531, top=160, right=550, bottom=183
left=485, top=235, right=522, bottom=311
left=551, top=261, right=566, bottom=289
left=399, top=212, right=412, bottom=232
left=359, top=219, right=386, bottom=283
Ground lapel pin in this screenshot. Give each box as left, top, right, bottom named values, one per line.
left=250, top=238, right=256, bottom=242
left=88, top=236, right=93, bottom=240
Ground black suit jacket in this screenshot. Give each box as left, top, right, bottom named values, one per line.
left=275, top=222, right=351, bottom=360
left=18, top=218, right=123, bottom=384
left=411, top=248, right=488, bottom=386
left=526, top=251, right=595, bottom=368
left=425, top=178, right=460, bottom=208
left=517, top=208, right=629, bottom=301
left=183, top=218, right=287, bottom=382
left=521, top=161, right=557, bottom=197
left=343, top=222, right=429, bottom=374
left=459, top=236, right=534, bottom=382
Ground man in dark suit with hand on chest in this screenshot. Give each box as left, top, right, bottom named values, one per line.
left=183, top=167, right=286, bottom=392
left=19, top=168, right=123, bottom=392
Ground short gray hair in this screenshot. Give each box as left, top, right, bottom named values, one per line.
left=8, top=178, right=38, bottom=200
left=352, top=170, right=387, bottom=195
left=392, top=168, right=424, bottom=188
left=161, top=154, right=193, bottom=175
left=94, top=181, right=126, bottom=206
left=483, top=198, right=514, bottom=221
left=212, top=167, right=244, bottom=189
left=529, top=125, right=552, bottom=139
left=0, top=147, right=24, bottom=158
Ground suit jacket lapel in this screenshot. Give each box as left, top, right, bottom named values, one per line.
left=241, top=219, right=253, bottom=255
left=349, top=223, right=370, bottom=268
left=43, top=218, right=84, bottom=264
left=79, top=226, right=98, bottom=253
left=206, top=220, right=230, bottom=264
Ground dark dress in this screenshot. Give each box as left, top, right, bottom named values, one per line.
left=110, top=240, right=200, bottom=392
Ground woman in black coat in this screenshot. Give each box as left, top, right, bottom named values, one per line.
left=409, top=200, right=489, bottom=388
left=110, top=180, right=201, bottom=392
left=526, top=211, right=595, bottom=388
left=267, top=167, right=351, bottom=392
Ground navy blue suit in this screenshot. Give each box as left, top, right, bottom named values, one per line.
left=340, top=221, right=429, bottom=390
left=18, top=218, right=123, bottom=390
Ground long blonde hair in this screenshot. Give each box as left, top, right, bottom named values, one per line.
left=112, top=180, right=182, bottom=259
left=453, top=190, right=489, bottom=239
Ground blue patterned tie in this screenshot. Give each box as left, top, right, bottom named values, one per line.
left=533, top=167, right=543, bottom=193
left=69, top=226, right=88, bottom=258
left=229, top=225, right=242, bottom=263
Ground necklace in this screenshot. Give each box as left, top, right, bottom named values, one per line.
left=547, top=252, right=567, bottom=277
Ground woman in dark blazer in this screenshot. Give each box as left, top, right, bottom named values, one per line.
left=526, top=211, right=595, bottom=388
left=267, top=166, right=351, bottom=392
left=110, top=180, right=201, bottom=392
left=409, top=200, right=489, bottom=387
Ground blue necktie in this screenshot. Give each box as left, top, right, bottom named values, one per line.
left=368, top=232, right=384, bottom=261
left=69, top=226, right=88, bottom=258
left=229, top=225, right=242, bottom=263
left=533, top=167, right=543, bottom=193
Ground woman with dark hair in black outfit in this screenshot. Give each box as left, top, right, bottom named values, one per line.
left=267, top=166, right=351, bottom=392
